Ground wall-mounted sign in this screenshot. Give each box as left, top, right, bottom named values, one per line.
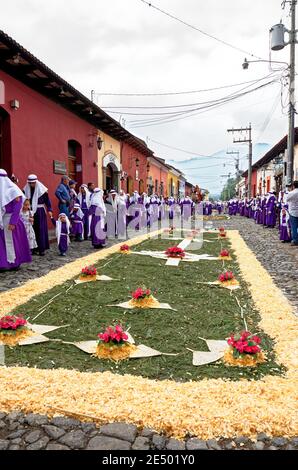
left=76, top=164, right=82, bottom=173
left=136, top=170, right=139, bottom=181
left=53, top=160, right=67, bottom=175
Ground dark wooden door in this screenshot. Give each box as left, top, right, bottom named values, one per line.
left=68, top=156, right=76, bottom=181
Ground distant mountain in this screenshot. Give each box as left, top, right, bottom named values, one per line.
left=167, top=143, right=270, bottom=195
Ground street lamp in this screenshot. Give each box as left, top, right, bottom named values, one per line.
left=242, top=58, right=288, bottom=69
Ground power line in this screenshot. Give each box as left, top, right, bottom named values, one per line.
left=149, top=138, right=236, bottom=160
left=138, top=0, right=264, bottom=60
left=106, top=78, right=277, bottom=119
left=129, top=79, right=278, bottom=127
left=95, top=76, right=275, bottom=98
left=128, top=73, right=280, bottom=123
left=101, top=75, right=279, bottom=109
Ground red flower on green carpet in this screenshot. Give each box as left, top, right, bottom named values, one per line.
left=0, top=315, right=27, bottom=331
left=120, top=244, right=130, bottom=252
left=220, top=250, right=230, bottom=258
left=81, top=266, right=97, bottom=276
left=227, top=331, right=262, bottom=358
left=132, top=287, right=152, bottom=300
left=165, top=246, right=186, bottom=258
left=218, top=271, right=234, bottom=283
left=98, top=324, right=128, bottom=345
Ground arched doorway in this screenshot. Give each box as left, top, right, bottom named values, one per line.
left=127, top=176, right=134, bottom=195
left=106, top=163, right=117, bottom=192
left=68, top=140, right=82, bottom=185
left=103, top=153, right=120, bottom=191
left=139, top=179, right=144, bottom=194
left=0, top=107, right=12, bottom=173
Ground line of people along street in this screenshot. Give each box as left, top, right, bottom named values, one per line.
left=0, top=169, right=198, bottom=271
left=226, top=181, right=298, bottom=246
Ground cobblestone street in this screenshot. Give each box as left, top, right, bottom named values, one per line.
left=0, top=412, right=297, bottom=451
left=0, top=235, right=117, bottom=292
left=215, top=216, right=298, bottom=316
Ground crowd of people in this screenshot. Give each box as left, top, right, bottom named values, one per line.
left=0, top=170, right=197, bottom=271
left=3, top=166, right=297, bottom=272
left=226, top=181, right=298, bottom=246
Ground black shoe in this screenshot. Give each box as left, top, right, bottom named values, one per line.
left=39, top=252, right=45, bottom=256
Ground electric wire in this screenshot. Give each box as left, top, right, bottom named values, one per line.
left=138, top=0, right=265, bottom=60
left=129, top=80, right=279, bottom=128
left=93, top=76, right=277, bottom=98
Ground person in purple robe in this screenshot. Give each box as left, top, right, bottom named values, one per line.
left=89, top=188, right=106, bottom=248
left=167, top=197, right=175, bottom=221
left=106, top=190, right=118, bottom=239
left=149, top=194, right=159, bottom=226
left=0, top=169, right=31, bottom=271
left=77, top=184, right=91, bottom=240
left=255, top=197, right=262, bottom=224
left=128, top=191, right=142, bottom=231
left=265, top=192, right=277, bottom=227
left=51, top=213, right=70, bottom=256
left=69, top=180, right=78, bottom=213
left=117, top=190, right=128, bottom=239
left=70, top=203, right=84, bottom=241
left=23, top=174, right=53, bottom=256
left=279, top=206, right=291, bottom=242
left=180, top=196, right=193, bottom=222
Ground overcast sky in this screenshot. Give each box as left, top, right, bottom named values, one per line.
left=0, top=0, right=292, bottom=193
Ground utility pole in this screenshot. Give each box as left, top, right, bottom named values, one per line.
left=287, top=0, right=296, bottom=185
left=270, top=1, right=297, bottom=184
left=227, top=124, right=252, bottom=197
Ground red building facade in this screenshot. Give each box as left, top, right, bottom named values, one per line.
left=0, top=70, right=98, bottom=205
left=121, top=141, right=150, bottom=195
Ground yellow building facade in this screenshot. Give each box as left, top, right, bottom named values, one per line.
left=97, top=131, right=121, bottom=191
left=167, top=167, right=180, bottom=198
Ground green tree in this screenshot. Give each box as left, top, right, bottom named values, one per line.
left=220, top=177, right=237, bottom=201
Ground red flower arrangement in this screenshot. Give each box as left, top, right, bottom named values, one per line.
left=130, top=287, right=159, bottom=308
left=219, top=249, right=230, bottom=259
left=120, top=244, right=130, bottom=254
left=0, top=315, right=27, bottom=331
left=81, top=266, right=97, bottom=276
left=165, top=246, right=186, bottom=258
left=96, top=323, right=136, bottom=361
left=218, top=271, right=234, bottom=283
left=0, top=315, right=32, bottom=346
left=224, top=331, right=266, bottom=367
left=132, top=287, right=152, bottom=300
left=79, top=265, right=97, bottom=281
left=98, top=324, right=129, bottom=344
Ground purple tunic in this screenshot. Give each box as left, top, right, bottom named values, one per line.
left=128, top=199, right=143, bottom=231
left=0, top=198, right=31, bottom=269
left=265, top=196, right=277, bottom=227
left=70, top=212, right=84, bottom=237
left=30, top=189, right=52, bottom=253
left=181, top=201, right=192, bottom=221
left=89, top=205, right=106, bottom=247
left=58, top=222, right=69, bottom=253
left=279, top=212, right=291, bottom=241
left=80, top=195, right=90, bottom=239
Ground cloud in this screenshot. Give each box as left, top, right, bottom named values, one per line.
left=0, top=0, right=289, bottom=193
